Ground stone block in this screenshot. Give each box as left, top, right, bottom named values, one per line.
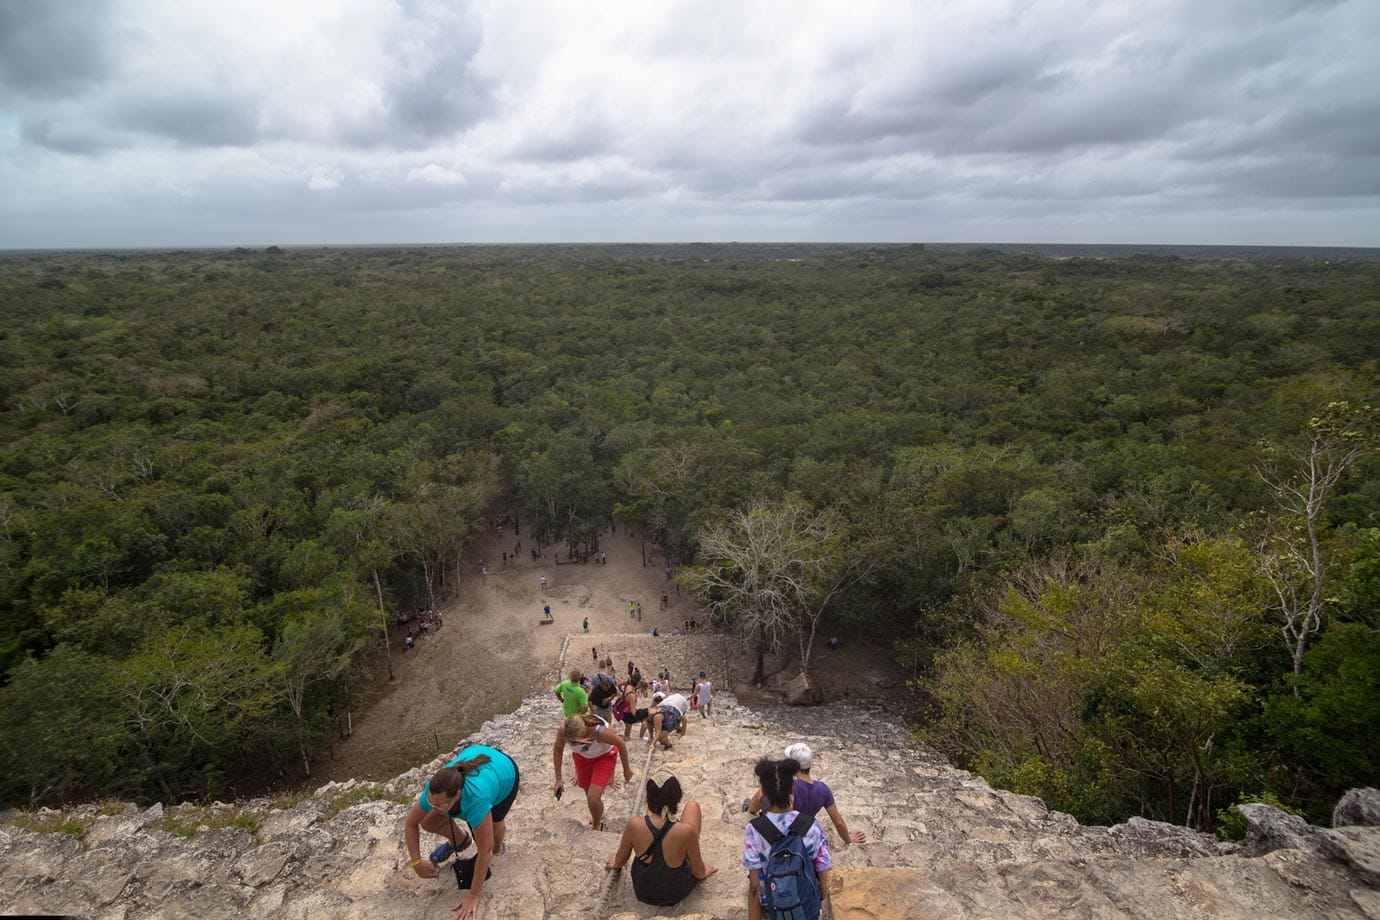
left=1335, top=788, right=1380, bottom=828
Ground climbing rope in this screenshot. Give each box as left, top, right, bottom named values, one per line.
left=592, top=736, right=658, bottom=913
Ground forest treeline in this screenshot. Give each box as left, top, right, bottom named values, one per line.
left=0, top=245, right=1375, bottom=832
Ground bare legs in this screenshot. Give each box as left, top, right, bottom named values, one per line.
left=586, top=783, right=608, bottom=830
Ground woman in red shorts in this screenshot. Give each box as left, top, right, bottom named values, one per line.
left=553, top=712, right=634, bottom=830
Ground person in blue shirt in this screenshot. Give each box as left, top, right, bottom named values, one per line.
left=404, top=744, right=520, bottom=920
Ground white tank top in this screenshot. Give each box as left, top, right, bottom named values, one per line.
left=572, top=714, right=613, bottom=759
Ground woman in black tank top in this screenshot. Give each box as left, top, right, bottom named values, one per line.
left=605, top=776, right=717, bottom=906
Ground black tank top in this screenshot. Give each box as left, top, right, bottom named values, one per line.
left=630, top=816, right=698, bottom=906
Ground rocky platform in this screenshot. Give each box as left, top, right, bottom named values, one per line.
left=2, top=632, right=1377, bottom=919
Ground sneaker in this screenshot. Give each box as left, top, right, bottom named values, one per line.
left=429, top=842, right=454, bottom=865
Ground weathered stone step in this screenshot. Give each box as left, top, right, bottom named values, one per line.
left=3, top=667, right=1377, bottom=919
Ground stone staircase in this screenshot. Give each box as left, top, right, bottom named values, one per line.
left=2, top=632, right=1377, bottom=919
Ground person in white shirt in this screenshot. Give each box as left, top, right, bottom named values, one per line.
left=694, top=672, right=713, bottom=718
left=553, top=713, right=633, bottom=830
left=648, top=692, right=690, bottom=750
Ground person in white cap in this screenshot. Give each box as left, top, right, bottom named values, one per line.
left=745, top=742, right=865, bottom=844
left=647, top=691, right=690, bottom=750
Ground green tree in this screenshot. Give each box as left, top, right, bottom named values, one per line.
left=271, top=587, right=371, bottom=776
left=115, top=625, right=280, bottom=800
left=0, top=645, right=124, bottom=804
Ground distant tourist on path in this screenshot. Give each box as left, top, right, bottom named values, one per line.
left=587, top=669, right=620, bottom=722
left=695, top=672, right=713, bottom=718
left=403, top=745, right=520, bottom=920
left=554, top=670, right=589, bottom=716
left=605, top=775, right=717, bottom=906
left=612, top=681, right=639, bottom=738
left=553, top=713, right=633, bottom=831
left=647, top=691, right=690, bottom=750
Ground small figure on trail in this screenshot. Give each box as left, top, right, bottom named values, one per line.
left=584, top=617, right=590, bottom=633
left=540, top=574, right=547, bottom=592
left=403, top=745, right=519, bottom=920
left=543, top=604, right=552, bottom=621
left=612, top=681, right=638, bottom=737
left=587, top=669, right=620, bottom=722
left=647, top=691, right=689, bottom=750
left=605, top=776, right=717, bottom=906
left=404, top=634, right=414, bottom=651
left=745, top=743, right=865, bottom=845
left=554, top=670, right=589, bottom=716
left=743, top=758, right=832, bottom=920
left=695, top=672, right=713, bottom=718
left=628, top=600, right=636, bottom=617
left=553, top=712, right=633, bottom=831
left=621, top=705, right=653, bottom=740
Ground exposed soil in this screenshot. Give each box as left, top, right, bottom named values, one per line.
left=310, top=508, right=917, bottom=785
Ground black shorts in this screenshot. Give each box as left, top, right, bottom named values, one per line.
left=490, top=752, right=520, bottom=823
left=445, top=750, right=521, bottom=824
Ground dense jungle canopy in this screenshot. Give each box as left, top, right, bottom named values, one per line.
left=0, top=244, right=1376, bottom=832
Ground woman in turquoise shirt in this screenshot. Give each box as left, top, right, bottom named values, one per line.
left=404, top=744, right=520, bottom=920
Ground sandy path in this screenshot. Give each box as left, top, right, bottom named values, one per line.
left=316, top=517, right=688, bottom=782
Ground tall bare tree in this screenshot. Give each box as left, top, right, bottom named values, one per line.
left=1255, top=401, right=1377, bottom=678
left=682, top=496, right=875, bottom=684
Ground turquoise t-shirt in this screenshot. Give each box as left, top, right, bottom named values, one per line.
left=418, top=745, right=517, bottom=832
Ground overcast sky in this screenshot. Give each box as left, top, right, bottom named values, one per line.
left=2, top=0, right=1377, bottom=248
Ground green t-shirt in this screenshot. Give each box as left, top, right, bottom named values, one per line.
left=555, top=679, right=588, bottom=716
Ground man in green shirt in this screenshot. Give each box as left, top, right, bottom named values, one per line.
left=554, top=669, right=589, bottom=716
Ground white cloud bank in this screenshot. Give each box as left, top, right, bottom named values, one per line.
left=1, top=0, right=1377, bottom=247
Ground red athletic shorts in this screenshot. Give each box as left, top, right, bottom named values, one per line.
left=573, top=749, right=618, bottom=789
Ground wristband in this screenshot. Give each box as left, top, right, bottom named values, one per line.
left=411, top=859, right=423, bottom=867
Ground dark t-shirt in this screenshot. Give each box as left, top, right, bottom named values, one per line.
left=589, top=673, right=619, bottom=707
left=792, top=778, right=835, bottom=817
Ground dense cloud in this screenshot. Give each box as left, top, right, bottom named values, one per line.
left=0, top=1, right=116, bottom=101
left=0, top=0, right=1376, bottom=247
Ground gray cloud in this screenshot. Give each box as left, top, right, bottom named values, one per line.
left=0, top=0, right=1376, bottom=248
left=112, top=91, right=262, bottom=147
left=0, top=1, right=116, bottom=100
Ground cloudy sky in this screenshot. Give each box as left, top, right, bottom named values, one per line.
left=2, top=0, right=1377, bottom=248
